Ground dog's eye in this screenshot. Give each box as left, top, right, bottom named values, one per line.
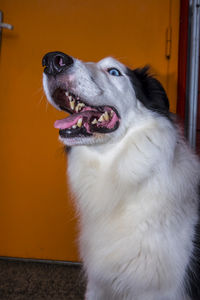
left=107, top=68, right=122, bottom=76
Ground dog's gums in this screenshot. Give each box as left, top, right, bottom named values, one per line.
left=52, top=88, right=120, bottom=138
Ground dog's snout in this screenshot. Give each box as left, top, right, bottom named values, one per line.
left=42, top=51, right=74, bottom=76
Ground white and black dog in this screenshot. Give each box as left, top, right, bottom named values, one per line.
left=42, top=52, right=200, bottom=300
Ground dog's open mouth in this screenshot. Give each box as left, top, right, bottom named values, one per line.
left=52, top=88, right=120, bottom=138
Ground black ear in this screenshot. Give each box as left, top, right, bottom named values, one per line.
left=127, top=66, right=169, bottom=116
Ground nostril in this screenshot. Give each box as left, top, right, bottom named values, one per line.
left=53, top=54, right=74, bottom=69
left=54, top=55, right=66, bottom=67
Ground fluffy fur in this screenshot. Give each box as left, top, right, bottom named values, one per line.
left=43, top=54, right=200, bottom=300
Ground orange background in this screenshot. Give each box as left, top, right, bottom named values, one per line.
left=0, top=0, right=180, bottom=262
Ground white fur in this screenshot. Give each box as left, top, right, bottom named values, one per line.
left=43, top=56, right=200, bottom=300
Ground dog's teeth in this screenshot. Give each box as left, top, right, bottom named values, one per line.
left=92, top=118, right=98, bottom=125
left=75, top=104, right=80, bottom=113
left=98, top=114, right=105, bottom=122
left=72, top=125, right=77, bottom=129
left=65, top=91, right=69, bottom=96
left=75, top=103, right=85, bottom=112
left=98, top=112, right=109, bottom=122
left=69, top=95, right=72, bottom=101
left=110, top=110, right=114, bottom=117
left=77, top=118, right=83, bottom=127
left=78, top=103, right=85, bottom=109
left=69, top=99, right=75, bottom=110
left=70, top=102, right=75, bottom=110
left=103, top=111, right=109, bottom=121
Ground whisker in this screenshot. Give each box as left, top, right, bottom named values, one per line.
left=45, top=100, right=49, bottom=112
left=37, top=93, right=45, bottom=106
left=32, top=86, right=43, bottom=97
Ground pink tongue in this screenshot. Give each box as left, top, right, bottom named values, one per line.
left=54, top=115, right=81, bottom=129
left=54, top=110, right=98, bottom=130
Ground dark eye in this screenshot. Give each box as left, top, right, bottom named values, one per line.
left=107, top=68, right=122, bottom=76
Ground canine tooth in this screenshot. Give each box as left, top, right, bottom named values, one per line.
left=70, top=99, right=75, bottom=110
left=98, top=112, right=109, bottom=122
left=69, top=95, right=72, bottom=101
left=65, top=91, right=69, bottom=96
left=72, top=125, right=77, bottom=129
left=75, top=102, right=85, bottom=112
left=98, top=114, right=105, bottom=122
left=80, top=103, right=85, bottom=108
left=92, top=118, right=98, bottom=125
left=77, top=118, right=83, bottom=127
left=110, top=110, right=114, bottom=117
left=103, top=111, right=109, bottom=121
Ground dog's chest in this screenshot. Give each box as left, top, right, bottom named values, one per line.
left=68, top=146, right=122, bottom=209
left=67, top=146, right=195, bottom=298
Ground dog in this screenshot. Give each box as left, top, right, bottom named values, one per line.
left=42, top=52, right=200, bottom=300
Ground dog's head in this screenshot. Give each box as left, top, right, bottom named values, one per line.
left=42, top=52, right=169, bottom=146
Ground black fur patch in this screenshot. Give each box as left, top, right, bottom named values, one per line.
left=127, top=66, right=170, bottom=117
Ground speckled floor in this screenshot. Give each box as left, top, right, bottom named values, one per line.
left=0, top=259, right=86, bottom=300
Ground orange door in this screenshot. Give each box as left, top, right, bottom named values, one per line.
left=0, top=0, right=180, bottom=262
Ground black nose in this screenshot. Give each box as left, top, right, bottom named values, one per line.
left=42, top=51, right=74, bottom=76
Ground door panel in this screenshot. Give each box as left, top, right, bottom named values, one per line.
left=0, top=0, right=180, bottom=261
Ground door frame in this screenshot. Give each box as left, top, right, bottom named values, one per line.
left=177, top=0, right=189, bottom=123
